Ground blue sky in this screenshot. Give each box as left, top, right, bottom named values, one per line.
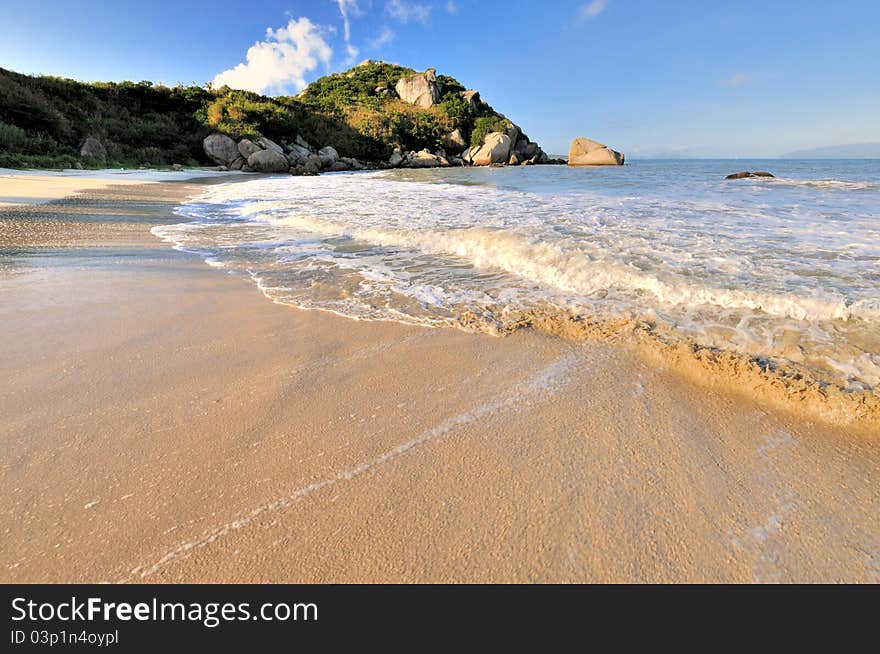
left=2, top=1, right=878, bottom=156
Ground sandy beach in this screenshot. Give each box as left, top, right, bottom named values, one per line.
left=1, top=172, right=878, bottom=583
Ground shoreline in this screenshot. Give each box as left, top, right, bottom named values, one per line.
left=1, top=173, right=878, bottom=582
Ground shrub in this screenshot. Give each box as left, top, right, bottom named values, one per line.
left=0, top=121, right=27, bottom=150
left=470, top=115, right=510, bottom=147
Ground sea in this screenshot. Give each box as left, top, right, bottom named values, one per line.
left=153, top=159, right=880, bottom=392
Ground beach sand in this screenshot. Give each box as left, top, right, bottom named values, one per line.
left=1, top=174, right=878, bottom=583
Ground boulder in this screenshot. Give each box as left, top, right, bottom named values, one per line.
left=292, top=158, right=322, bottom=175
left=406, top=149, right=443, bottom=168
left=285, top=143, right=312, bottom=165
left=441, top=128, right=467, bottom=153
left=506, top=126, right=521, bottom=151
left=80, top=136, right=107, bottom=162
left=726, top=171, right=753, bottom=180
left=460, top=90, right=482, bottom=112
left=238, top=139, right=262, bottom=159
left=295, top=135, right=314, bottom=151
left=509, top=153, right=521, bottom=166
left=395, top=68, right=441, bottom=109
left=204, top=133, right=244, bottom=168
left=568, top=137, right=625, bottom=166
left=514, top=139, right=539, bottom=160
left=258, top=137, right=284, bottom=154
left=388, top=149, right=405, bottom=167
left=469, top=133, right=512, bottom=166
left=316, top=146, right=339, bottom=169
left=247, top=149, right=290, bottom=173
left=172, top=163, right=183, bottom=171
left=752, top=171, right=775, bottom=178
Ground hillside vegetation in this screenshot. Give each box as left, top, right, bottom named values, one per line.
left=0, top=62, right=513, bottom=169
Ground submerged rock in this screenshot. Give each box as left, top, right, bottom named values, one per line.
left=726, top=171, right=753, bottom=179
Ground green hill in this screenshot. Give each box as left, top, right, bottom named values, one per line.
left=0, top=62, right=520, bottom=169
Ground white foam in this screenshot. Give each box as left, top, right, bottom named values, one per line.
left=154, top=168, right=880, bottom=388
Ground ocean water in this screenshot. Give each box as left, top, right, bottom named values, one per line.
left=153, top=160, right=880, bottom=390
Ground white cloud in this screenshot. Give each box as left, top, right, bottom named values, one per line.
left=212, top=18, right=333, bottom=95
left=446, top=1, right=458, bottom=13
left=369, top=26, right=396, bottom=49
left=720, top=72, right=751, bottom=88
left=386, top=0, right=432, bottom=23
left=578, top=0, right=607, bottom=21
left=335, top=0, right=361, bottom=62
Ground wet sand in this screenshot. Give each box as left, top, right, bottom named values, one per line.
left=1, top=174, right=878, bottom=583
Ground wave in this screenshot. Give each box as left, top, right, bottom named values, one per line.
left=153, top=169, right=880, bottom=399
left=265, top=213, right=879, bottom=324
left=765, top=177, right=879, bottom=190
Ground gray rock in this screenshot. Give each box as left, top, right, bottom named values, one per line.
left=295, top=135, right=314, bottom=151
left=388, top=149, right=404, bottom=167
left=340, top=157, right=363, bottom=170
left=258, top=137, right=283, bottom=154
left=247, top=149, right=290, bottom=173
left=238, top=139, right=262, bottom=159
left=286, top=143, right=312, bottom=165
left=80, top=136, right=106, bottom=162
left=316, top=146, right=339, bottom=169
left=514, top=140, right=539, bottom=160
left=203, top=133, right=240, bottom=167
left=726, top=171, right=753, bottom=180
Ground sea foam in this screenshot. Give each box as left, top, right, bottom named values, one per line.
left=153, top=161, right=880, bottom=390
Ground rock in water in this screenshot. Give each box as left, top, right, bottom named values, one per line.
left=752, top=171, right=775, bottom=178
left=285, top=143, right=312, bottom=165
left=568, top=137, right=625, bottom=166
left=316, top=146, right=340, bottom=169
left=388, top=149, right=405, bottom=167
left=247, top=149, right=290, bottom=173
left=406, top=150, right=443, bottom=168
left=470, top=133, right=513, bottom=166
left=79, top=136, right=106, bottom=162
left=726, top=171, right=753, bottom=179
left=204, top=133, right=243, bottom=168
left=395, top=68, right=441, bottom=108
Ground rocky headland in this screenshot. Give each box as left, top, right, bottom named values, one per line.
left=199, top=62, right=564, bottom=175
